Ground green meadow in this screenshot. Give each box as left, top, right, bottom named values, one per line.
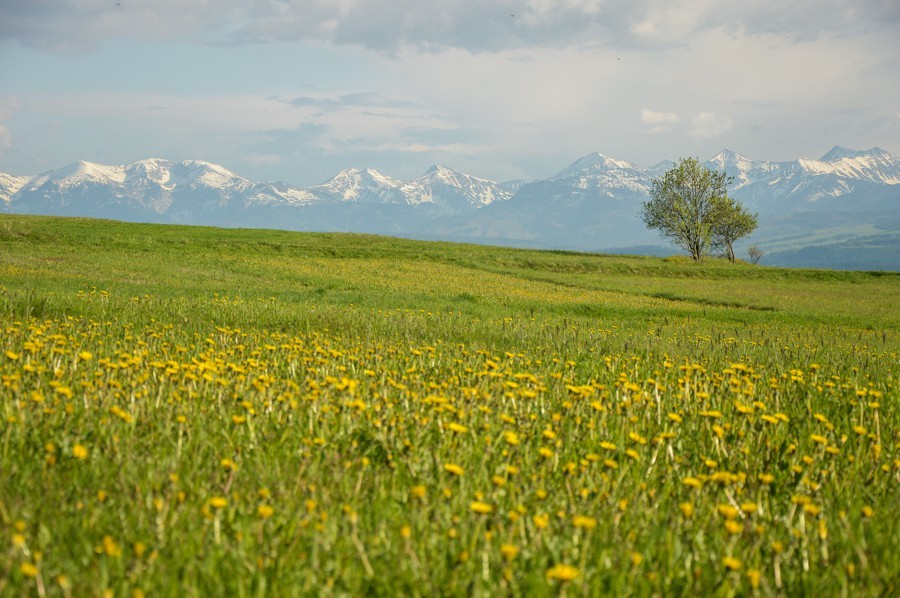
left=1, top=214, right=897, bottom=596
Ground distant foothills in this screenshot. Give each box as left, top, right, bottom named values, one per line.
left=2, top=146, right=898, bottom=271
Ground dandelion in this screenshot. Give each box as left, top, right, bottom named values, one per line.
left=546, top=564, right=580, bottom=581
left=500, top=543, right=519, bottom=560
left=572, top=515, right=597, bottom=529
left=724, top=520, right=743, bottom=535
left=803, top=504, right=822, bottom=516
left=72, top=444, right=89, bottom=460
left=257, top=504, right=274, bottom=519
left=134, top=542, right=147, bottom=557
left=443, top=463, right=464, bottom=476
left=679, top=502, right=694, bottom=518
left=208, top=497, right=228, bottom=509
left=102, top=535, right=122, bottom=557
left=747, top=569, right=761, bottom=589
left=722, top=556, right=742, bottom=571
left=20, top=562, right=38, bottom=577
left=470, top=501, right=493, bottom=514
left=503, top=431, right=520, bottom=445
left=717, top=504, right=739, bottom=519
left=447, top=422, right=468, bottom=434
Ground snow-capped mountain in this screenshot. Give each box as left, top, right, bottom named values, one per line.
left=9, top=159, right=265, bottom=223
left=1, top=146, right=897, bottom=269
left=309, top=164, right=513, bottom=213
left=311, top=168, right=407, bottom=204
left=2, top=159, right=515, bottom=225
left=0, top=173, right=30, bottom=203
left=548, top=153, right=652, bottom=195
left=703, top=146, right=900, bottom=214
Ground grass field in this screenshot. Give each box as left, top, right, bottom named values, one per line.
left=1, top=214, right=897, bottom=596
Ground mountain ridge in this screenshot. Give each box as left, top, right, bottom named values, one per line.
left=2, top=147, right=898, bottom=269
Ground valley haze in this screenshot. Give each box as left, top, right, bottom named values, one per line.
left=2, top=146, right=898, bottom=272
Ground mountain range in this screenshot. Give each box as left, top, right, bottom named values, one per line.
left=2, top=146, right=898, bottom=270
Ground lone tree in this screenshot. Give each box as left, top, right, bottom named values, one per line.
left=641, top=157, right=756, bottom=261
left=711, top=198, right=758, bottom=262
left=747, top=245, right=764, bottom=265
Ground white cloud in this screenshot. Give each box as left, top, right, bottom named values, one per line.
left=0, top=124, right=12, bottom=151
left=2, top=1, right=897, bottom=53
left=1, top=2, right=898, bottom=182
left=640, top=108, right=679, bottom=133
left=689, top=112, right=733, bottom=139
left=0, top=97, right=22, bottom=155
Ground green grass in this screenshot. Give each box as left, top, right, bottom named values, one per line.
left=0, top=214, right=897, bottom=596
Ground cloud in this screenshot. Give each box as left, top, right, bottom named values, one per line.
left=0, top=97, right=22, bottom=155
left=0, top=97, right=23, bottom=121
left=689, top=112, right=733, bottom=139
left=2, top=0, right=897, bottom=54
left=280, top=93, right=423, bottom=112
left=0, top=124, right=12, bottom=151
left=640, top=108, right=679, bottom=133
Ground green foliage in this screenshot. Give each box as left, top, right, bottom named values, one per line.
left=642, top=158, right=756, bottom=262
left=0, top=214, right=897, bottom=596
left=712, top=198, right=758, bottom=262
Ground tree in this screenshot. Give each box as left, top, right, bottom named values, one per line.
left=641, top=157, right=730, bottom=261
left=711, top=198, right=758, bottom=262
left=641, top=158, right=757, bottom=262
left=747, top=245, right=763, bottom=265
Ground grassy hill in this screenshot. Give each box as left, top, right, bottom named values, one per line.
left=1, top=214, right=897, bottom=595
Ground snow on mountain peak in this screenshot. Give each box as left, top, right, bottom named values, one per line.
left=708, top=149, right=753, bottom=168
left=547, top=152, right=649, bottom=196
left=0, top=173, right=32, bottom=203
left=556, top=153, right=638, bottom=177
left=54, top=160, right=126, bottom=184
left=312, top=167, right=403, bottom=202
left=819, top=146, right=868, bottom=161
left=795, top=147, right=900, bottom=184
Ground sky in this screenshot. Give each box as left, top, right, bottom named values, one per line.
left=1, top=0, right=899, bottom=187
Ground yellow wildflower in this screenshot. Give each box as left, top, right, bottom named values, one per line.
left=208, top=497, right=228, bottom=509
left=20, top=562, right=38, bottom=577
left=443, top=463, right=464, bottom=476
left=500, top=544, right=519, bottom=560
left=546, top=564, right=580, bottom=581
left=470, top=501, right=493, bottom=514
left=722, top=556, right=742, bottom=571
